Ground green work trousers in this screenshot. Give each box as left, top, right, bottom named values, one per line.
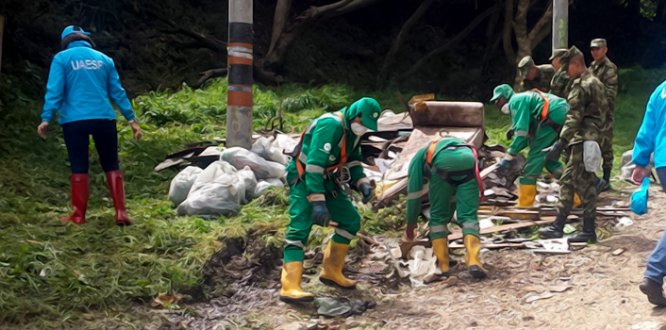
left=428, top=174, right=480, bottom=240
left=283, top=180, right=360, bottom=263
left=520, top=125, right=563, bottom=185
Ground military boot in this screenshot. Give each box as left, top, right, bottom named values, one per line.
left=279, top=261, right=314, bottom=303
left=319, top=241, right=357, bottom=289
left=567, top=215, right=597, bottom=243
left=538, top=214, right=567, bottom=239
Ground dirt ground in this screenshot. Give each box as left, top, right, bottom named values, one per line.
left=148, top=187, right=666, bottom=330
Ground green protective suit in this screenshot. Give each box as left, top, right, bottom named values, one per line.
left=406, top=137, right=481, bottom=240
left=283, top=98, right=381, bottom=263
left=507, top=91, right=569, bottom=185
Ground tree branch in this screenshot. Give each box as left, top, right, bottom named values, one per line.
left=502, top=0, right=516, bottom=61
left=377, top=0, right=435, bottom=84
left=145, top=8, right=226, bottom=52
left=267, top=0, right=293, bottom=56
left=527, top=0, right=553, bottom=42
left=400, top=4, right=500, bottom=79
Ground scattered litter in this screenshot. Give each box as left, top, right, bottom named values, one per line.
left=524, top=291, right=554, bottom=303
left=314, top=297, right=371, bottom=318
left=478, top=218, right=495, bottom=229
left=533, top=238, right=570, bottom=254
left=612, top=248, right=625, bottom=256
left=615, top=217, right=634, bottom=228
left=563, top=224, right=577, bottom=235
left=547, top=284, right=572, bottom=293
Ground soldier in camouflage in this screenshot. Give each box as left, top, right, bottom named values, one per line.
left=518, top=55, right=555, bottom=92
left=549, top=48, right=573, bottom=98
left=539, top=46, right=606, bottom=243
left=589, top=38, right=619, bottom=192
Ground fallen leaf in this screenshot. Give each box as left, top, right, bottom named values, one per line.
left=153, top=293, right=184, bottom=308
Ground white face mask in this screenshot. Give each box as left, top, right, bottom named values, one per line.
left=501, top=103, right=510, bottom=115
left=351, top=122, right=369, bottom=135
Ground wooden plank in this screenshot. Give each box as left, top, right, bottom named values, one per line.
left=447, top=217, right=559, bottom=241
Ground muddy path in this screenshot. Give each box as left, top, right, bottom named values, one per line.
left=147, top=189, right=666, bottom=330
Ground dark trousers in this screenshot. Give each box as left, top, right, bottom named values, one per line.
left=62, top=119, right=119, bottom=174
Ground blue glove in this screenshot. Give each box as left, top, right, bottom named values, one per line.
left=498, top=157, right=512, bottom=170
left=359, top=182, right=374, bottom=203
left=630, top=177, right=650, bottom=215
left=310, top=201, right=332, bottom=226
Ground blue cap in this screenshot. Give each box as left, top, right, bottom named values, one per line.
left=61, top=25, right=91, bottom=40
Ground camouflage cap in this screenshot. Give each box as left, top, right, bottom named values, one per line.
left=490, top=84, right=515, bottom=102
left=560, top=46, right=584, bottom=68
left=549, top=48, right=568, bottom=61
left=590, top=38, right=607, bottom=48
left=517, top=56, right=535, bottom=78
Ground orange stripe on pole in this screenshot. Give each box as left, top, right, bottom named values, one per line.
left=229, top=57, right=253, bottom=65
left=228, top=90, right=253, bottom=107
left=228, top=42, right=253, bottom=49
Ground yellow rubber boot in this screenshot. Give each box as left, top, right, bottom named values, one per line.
left=464, top=235, right=487, bottom=279
left=279, top=261, right=314, bottom=303
left=573, top=193, right=582, bottom=208
left=516, top=184, right=537, bottom=208
left=319, top=241, right=357, bottom=289
left=432, top=238, right=451, bottom=275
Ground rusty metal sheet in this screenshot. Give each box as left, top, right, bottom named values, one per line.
left=410, top=101, right=484, bottom=127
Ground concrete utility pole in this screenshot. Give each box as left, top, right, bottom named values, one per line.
left=227, top=0, right=253, bottom=149
left=552, top=0, right=568, bottom=50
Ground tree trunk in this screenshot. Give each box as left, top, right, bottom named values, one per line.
left=377, top=0, right=434, bottom=85
left=502, top=0, right=516, bottom=63
left=511, top=0, right=553, bottom=86
left=399, top=4, right=499, bottom=79
left=258, top=0, right=385, bottom=81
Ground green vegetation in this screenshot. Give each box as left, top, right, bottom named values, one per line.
left=0, top=68, right=664, bottom=327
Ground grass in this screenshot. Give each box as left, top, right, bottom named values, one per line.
left=0, top=67, right=664, bottom=327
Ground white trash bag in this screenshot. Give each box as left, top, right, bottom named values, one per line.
left=221, top=147, right=286, bottom=179
left=176, top=176, right=244, bottom=217
left=237, top=166, right=258, bottom=204
left=583, top=140, right=602, bottom=173
left=253, top=178, right=285, bottom=197
left=168, top=166, right=203, bottom=206
left=252, top=137, right=288, bottom=165
left=190, top=160, right=237, bottom=192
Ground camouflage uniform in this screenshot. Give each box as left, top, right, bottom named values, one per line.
left=590, top=55, right=618, bottom=179
left=557, top=70, right=606, bottom=225
left=549, top=68, right=573, bottom=98
left=521, top=65, right=555, bottom=92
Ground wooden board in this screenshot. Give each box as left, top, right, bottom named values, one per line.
left=447, top=216, right=559, bottom=241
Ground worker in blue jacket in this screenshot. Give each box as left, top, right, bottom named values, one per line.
left=632, top=80, right=666, bottom=307
left=37, top=25, right=141, bottom=226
